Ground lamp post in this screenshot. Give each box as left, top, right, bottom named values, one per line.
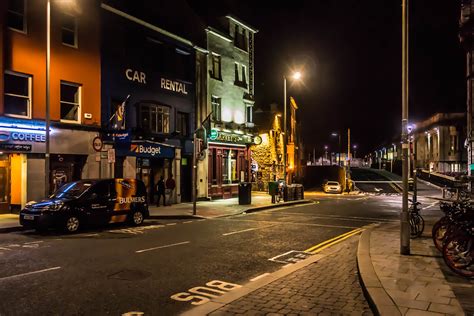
left=353, top=144, right=357, bottom=159
left=324, top=145, right=328, bottom=165
left=331, top=132, right=341, bottom=166
left=45, top=0, right=51, bottom=197
left=401, top=0, right=410, bottom=255
left=283, top=71, right=301, bottom=184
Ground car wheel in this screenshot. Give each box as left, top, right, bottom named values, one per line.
left=64, top=215, right=80, bottom=233
left=130, top=210, right=144, bottom=226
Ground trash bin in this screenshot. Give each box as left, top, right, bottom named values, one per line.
left=238, top=182, right=252, bottom=205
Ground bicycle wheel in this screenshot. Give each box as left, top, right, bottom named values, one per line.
left=443, top=231, right=474, bottom=278
left=432, top=217, right=449, bottom=251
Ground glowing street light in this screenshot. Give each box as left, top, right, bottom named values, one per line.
left=283, top=71, right=302, bottom=184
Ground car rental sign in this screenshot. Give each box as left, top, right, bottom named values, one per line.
left=116, top=141, right=175, bottom=159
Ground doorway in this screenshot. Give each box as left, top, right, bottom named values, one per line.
left=0, top=156, right=10, bottom=213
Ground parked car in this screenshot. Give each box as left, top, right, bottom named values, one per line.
left=19, top=178, right=149, bottom=233
left=323, top=181, right=342, bottom=194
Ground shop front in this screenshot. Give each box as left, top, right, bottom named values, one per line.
left=207, top=129, right=253, bottom=199
left=115, top=140, right=180, bottom=205
left=0, top=117, right=99, bottom=213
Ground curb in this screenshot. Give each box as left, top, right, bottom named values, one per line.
left=179, top=252, right=327, bottom=316
left=0, top=225, right=24, bottom=234
left=357, top=228, right=401, bottom=316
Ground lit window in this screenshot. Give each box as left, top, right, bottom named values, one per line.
left=211, top=96, right=221, bottom=122
left=60, top=82, right=81, bottom=123
left=139, top=103, right=170, bottom=134
left=211, top=54, right=221, bottom=80
left=7, top=0, right=26, bottom=33
left=62, top=13, right=77, bottom=47
left=234, top=63, right=248, bottom=88
left=4, top=71, right=31, bottom=118
left=222, top=149, right=238, bottom=184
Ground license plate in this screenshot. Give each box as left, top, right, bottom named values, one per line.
left=23, top=214, right=35, bottom=220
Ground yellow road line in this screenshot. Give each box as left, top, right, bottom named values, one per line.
left=304, top=228, right=363, bottom=253
left=389, top=182, right=402, bottom=193
left=308, top=229, right=364, bottom=254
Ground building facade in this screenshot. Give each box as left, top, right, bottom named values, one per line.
left=0, top=0, right=101, bottom=212
left=100, top=2, right=204, bottom=204
left=205, top=16, right=258, bottom=199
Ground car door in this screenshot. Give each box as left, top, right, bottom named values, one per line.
left=86, top=180, right=114, bottom=225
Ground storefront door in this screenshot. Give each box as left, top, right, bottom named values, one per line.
left=0, top=157, right=10, bottom=212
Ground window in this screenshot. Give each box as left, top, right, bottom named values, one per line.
left=7, top=0, right=26, bottom=33
left=211, top=54, right=221, bottom=80
left=234, top=25, right=248, bottom=52
left=234, top=63, right=247, bottom=88
left=246, top=105, right=252, bottom=123
left=139, top=103, right=170, bottom=134
left=62, top=13, right=77, bottom=47
left=60, top=82, right=81, bottom=123
left=211, top=96, right=221, bottom=122
left=222, top=149, right=238, bottom=184
left=450, top=135, right=458, bottom=153
left=4, top=71, right=31, bottom=118
left=176, top=112, right=189, bottom=136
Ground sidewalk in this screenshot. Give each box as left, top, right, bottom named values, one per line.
left=358, top=222, right=474, bottom=316
left=0, top=192, right=311, bottom=233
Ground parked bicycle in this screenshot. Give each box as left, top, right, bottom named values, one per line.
left=409, top=199, right=424, bottom=238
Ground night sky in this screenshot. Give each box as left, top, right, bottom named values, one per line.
left=191, top=0, right=465, bottom=158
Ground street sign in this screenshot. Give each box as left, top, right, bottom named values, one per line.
left=108, top=148, right=115, bottom=163
left=92, top=136, right=103, bottom=152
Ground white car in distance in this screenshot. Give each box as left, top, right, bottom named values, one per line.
left=323, top=181, right=342, bottom=194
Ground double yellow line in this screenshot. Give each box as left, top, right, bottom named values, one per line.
left=304, top=228, right=364, bottom=254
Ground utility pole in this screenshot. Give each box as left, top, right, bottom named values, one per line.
left=45, top=0, right=51, bottom=197
left=401, top=0, right=410, bottom=255
left=283, top=77, right=287, bottom=183
left=192, top=133, right=197, bottom=215
left=347, top=128, right=351, bottom=192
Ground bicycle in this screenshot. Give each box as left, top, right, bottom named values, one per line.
left=409, top=199, right=424, bottom=238
left=442, top=215, right=474, bottom=278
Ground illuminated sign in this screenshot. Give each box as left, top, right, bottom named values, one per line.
left=160, top=78, right=188, bottom=95
left=208, top=129, right=253, bottom=145
left=116, top=141, right=175, bottom=159
left=0, top=130, right=46, bottom=143
left=126, top=68, right=146, bottom=84
left=253, top=136, right=262, bottom=145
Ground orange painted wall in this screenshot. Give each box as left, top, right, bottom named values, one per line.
left=10, top=154, right=22, bottom=205
left=1, top=0, right=101, bottom=126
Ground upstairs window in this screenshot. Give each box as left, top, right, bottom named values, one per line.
left=4, top=71, right=31, bottom=118
left=60, top=81, right=81, bottom=123
left=176, top=112, right=189, bottom=137
left=7, top=0, right=26, bottom=33
left=211, top=96, right=221, bottom=122
left=139, top=103, right=170, bottom=134
left=211, top=54, right=222, bottom=80
left=234, top=25, right=248, bottom=52
left=246, top=105, right=252, bottom=123
left=61, top=13, right=77, bottom=47
left=234, top=63, right=248, bottom=88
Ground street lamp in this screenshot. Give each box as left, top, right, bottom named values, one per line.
left=353, top=144, right=357, bottom=159
left=331, top=132, right=341, bottom=166
left=45, top=0, right=75, bottom=197
left=324, top=145, right=328, bottom=165
left=283, top=71, right=302, bottom=184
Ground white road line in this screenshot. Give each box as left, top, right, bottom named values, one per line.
left=23, top=241, right=44, bottom=245
left=250, top=273, right=270, bottom=281
left=422, top=201, right=439, bottom=210
left=84, top=233, right=99, bottom=237
left=135, top=241, right=190, bottom=253
left=166, top=223, right=177, bottom=226
left=283, top=263, right=293, bottom=268
left=277, top=213, right=396, bottom=223
left=0, top=266, right=61, bottom=282
left=222, top=219, right=358, bottom=229
left=183, top=221, right=193, bottom=224
left=222, top=225, right=277, bottom=236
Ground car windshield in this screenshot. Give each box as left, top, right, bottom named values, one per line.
left=327, top=182, right=339, bottom=186
left=51, top=181, right=95, bottom=199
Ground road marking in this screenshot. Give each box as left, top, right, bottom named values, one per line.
left=273, top=212, right=391, bottom=223
left=23, top=241, right=43, bottom=245
left=223, top=218, right=357, bottom=229
left=250, top=273, right=270, bottom=281
left=166, top=223, right=177, bottom=226
left=222, top=224, right=277, bottom=236
left=183, top=221, right=193, bottom=224
left=422, top=201, right=439, bottom=210
left=84, top=233, right=99, bottom=237
left=0, top=266, right=61, bottom=282
left=136, top=241, right=190, bottom=253
left=283, top=263, right=293, bottom=268
left=305, top=228, right=363, bottom=253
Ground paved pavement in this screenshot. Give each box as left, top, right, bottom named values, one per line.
left=197, top=237, right=373, bottom=316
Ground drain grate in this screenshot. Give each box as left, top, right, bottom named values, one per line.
left=108, top=269, right=152, bottom=281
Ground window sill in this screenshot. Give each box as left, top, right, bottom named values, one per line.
left=4, top=113, right=31, bottom=119
left=8, top=27, right=27, bottom=35
left=211, top=76, right=223, bottom=82
left=234, top=81, right=248, bottom=89
left=234, top=45, right=249, bottom=54
left=62, top=43, right=78, bottom=49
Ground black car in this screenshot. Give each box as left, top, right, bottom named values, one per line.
left=20, top=178, right=149, bottom=233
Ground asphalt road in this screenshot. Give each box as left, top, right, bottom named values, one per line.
left=0, top=193, right=441, bottom=315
